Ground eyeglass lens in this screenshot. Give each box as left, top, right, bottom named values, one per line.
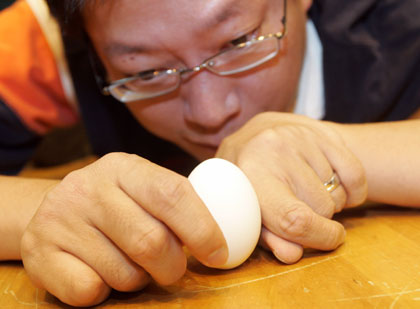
left=111, top=32, right=283, bottom=102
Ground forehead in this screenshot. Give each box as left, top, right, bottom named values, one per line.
left=85, top=0, right=262, bottom=25
left=84, top=0, right=266, bottom=44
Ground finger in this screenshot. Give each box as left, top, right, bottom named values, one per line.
left=269, top=135, right=347, bottom=215
left=259, top=227, right=303, bottom=264
left=86, top=185, right=187, bottom=285
left=23, top=246, right=111, bottom=307
left=54, top=207, right=151, bottom=292
left=327, top=180, right=347, bottom=213
left=285, top=159, right=337, bottom=219
left=252, top=174, right=346, bottom=250
left=291, top=164, right=348, bottom=216
left=97, top=153, right=228, bottom=267
left=241, top=152, right=339, bottom=219
left=24, top=183, right=152, bottom=291
left=292, top=142, right=347, bottom=213
left=319, top=139, right=368, bottom=207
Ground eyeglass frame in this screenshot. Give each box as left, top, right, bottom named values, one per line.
left=91, top=0, right=288, bottom=102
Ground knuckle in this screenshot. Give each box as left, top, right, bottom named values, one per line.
left=154, top=176, right=190, bottom=214
left=249, top=111, right=274, bottom=124
left=250, top=127, right=303, bottom=156
left=128, top=226, right=171, bottom=262
left=162, top=176, right=189, bottom=203
left=254, top=128, right=278, bottom=144
left=20, top=232, right=43, bottom=271
left=67, top=274, right=109, bottom=307
left=58, top=169, right=91, bottom=199
left=238, top=129, right=279, bottom=160
left=20, top=233, right=48, bottom=290
left=343, top=164, right=368, bottom=206
left=189, top=218, right=222, bottom=254
left=113, top=268, right=150, bottom=292
left=30, top=195, right=66, bottom=231
left=100, top=152, right=127, bottom=164
left=20, top=231, right=37, bottom=257
left=218, top=135, right=240, bottom=160
left=279, top=206, right=313, bottom=239
left=99, top=152, right=144, bottom=173
left=38, top=172, right=91, bottom=217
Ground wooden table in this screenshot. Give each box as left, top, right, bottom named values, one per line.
left=1, top=203, right=420, bottom=308
left=2, top=157, right=420, bottom=307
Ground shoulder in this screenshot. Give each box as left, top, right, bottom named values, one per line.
left=310, top=0, right=420, bottom=43
left=0, top=0, right=78, bottom=135
left=310, top=0, right=420, bottom=122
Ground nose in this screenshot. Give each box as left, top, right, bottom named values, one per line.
left=182, top=70, right=240, bottom=132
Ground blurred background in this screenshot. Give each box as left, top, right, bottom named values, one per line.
left=0, top=0, right=14, bottom=10
left=0, top=0, right=94, bottom=178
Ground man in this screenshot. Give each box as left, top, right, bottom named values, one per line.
left=0, top=0, right=419, bottom=306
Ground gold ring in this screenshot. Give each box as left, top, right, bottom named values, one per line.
left=324, top=173, right=340, bottom=193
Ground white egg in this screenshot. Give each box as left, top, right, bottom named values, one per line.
left=188, top=158, right=261, bottom=269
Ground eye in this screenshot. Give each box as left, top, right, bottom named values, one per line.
left=124, top=68, right=167, bottom=81
left=226, top=28, right=260, bottom=48
left=137, top=69, right=160, bottom=81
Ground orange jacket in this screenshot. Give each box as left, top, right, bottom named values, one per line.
left=0, top=0, right=78, bottom=135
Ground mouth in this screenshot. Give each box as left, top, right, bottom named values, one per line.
left=182, top=135, right=221, bottom=158
left=183, top=136, right=221, bottom=149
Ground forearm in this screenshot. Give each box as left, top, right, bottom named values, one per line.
left=0, top=176, right=58, bottom=260
left=329, top=119, right=420, bottom=207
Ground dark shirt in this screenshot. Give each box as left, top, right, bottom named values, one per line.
left=1, top=0, right=420, bottom=174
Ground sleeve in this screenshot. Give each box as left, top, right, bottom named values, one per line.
left=0, top=98, right=41, bottom=174
left=0, top=0, right=79, bottom=174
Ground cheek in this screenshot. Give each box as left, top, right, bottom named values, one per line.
left=236, top=37, right=305, bottom=115
left=232, top=12, right=307, bottom=115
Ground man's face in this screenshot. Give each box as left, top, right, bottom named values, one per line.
left=84, top=0, right=311, bottom=160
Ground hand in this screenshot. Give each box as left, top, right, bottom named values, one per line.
left=20, top=153, right=228, bottom=307
left=216, top=112, right=367, bottom=264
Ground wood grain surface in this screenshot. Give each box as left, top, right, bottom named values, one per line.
left=1, top=204, right=420, bottom=308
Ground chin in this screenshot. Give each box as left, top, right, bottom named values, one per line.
left=183, top=143, right=218, bottom=162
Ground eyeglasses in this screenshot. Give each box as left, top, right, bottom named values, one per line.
left=97, top=0, right=287, bottom=103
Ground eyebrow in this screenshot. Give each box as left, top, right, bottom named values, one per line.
left=104, top=43, right=149, bottom=57
left=104, top=0, right=243, bottom=57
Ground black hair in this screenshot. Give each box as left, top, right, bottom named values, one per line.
left=46, top=0, right=87, bottom=32
left=46, top=0, right=109, bottom=94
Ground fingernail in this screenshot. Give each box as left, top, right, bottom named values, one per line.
left=207, top=247, right=228, bottom=266
left=273, top=251, right=288, bottom=264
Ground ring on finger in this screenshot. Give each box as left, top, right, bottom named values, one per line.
left=324, top=172, right=340, bottom=193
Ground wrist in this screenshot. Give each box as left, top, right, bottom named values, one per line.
left=0, top=176, right=59, bottom=260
